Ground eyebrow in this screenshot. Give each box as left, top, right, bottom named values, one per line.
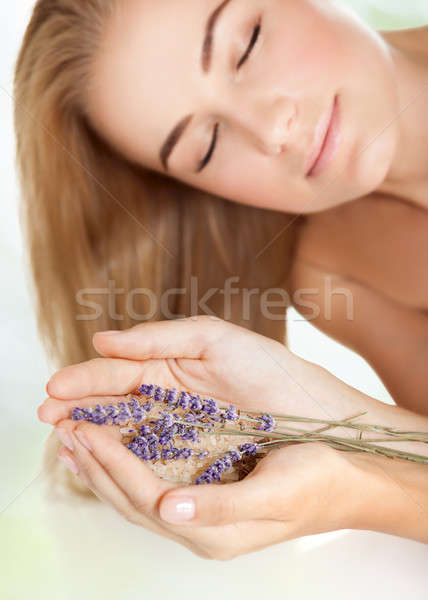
left=159, top=0, right=233, bottom=172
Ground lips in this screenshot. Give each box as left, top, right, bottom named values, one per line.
left=305, top=95, right=340, bottom=177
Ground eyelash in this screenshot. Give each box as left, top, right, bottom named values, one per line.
left=197, top=19, right=262, bottom=173
left=237, top=19, right=262, bottom=70
left=196, top=122, right=219, bottom=173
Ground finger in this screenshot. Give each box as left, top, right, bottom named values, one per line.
left=57, top=442, right=134, bottom=517
left=56, top=419, right=177, bottom=519
left=188, top=519, right=291, bottom=561
left=46, top=357, right=146, bottom=400
left=38, top=395, right=128, bottom=425
left=158, top=467, right=279, bottom=527
left=46, top=355, right=181, bottom=400
left=56, top=434, right=182, bottom=543
left=55, top=421, right=180, bottom=538
left=92, top=316, right=226, bottom=361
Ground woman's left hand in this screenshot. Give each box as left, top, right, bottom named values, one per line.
left=53, top=417, right=355, bottom=560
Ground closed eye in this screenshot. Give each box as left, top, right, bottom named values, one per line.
left=237, top=19, right=262, bottom=70
left=196, top=19, right=262, bottom=174
left=196, top=122, right=219, bottom=173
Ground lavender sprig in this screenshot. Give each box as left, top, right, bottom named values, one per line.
left=70, top=383, right=428, bottom=485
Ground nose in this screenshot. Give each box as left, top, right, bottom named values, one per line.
left=234, top=96, right=297, bottom=156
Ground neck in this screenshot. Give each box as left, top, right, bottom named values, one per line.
left=376, top=27, right=428, bottom=204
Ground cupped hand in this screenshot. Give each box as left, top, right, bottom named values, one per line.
left=38, top=316, right=358, bottom=560
left=41, top=315, right=317, bottom=423
left=54, top=418, right=353, bottom=560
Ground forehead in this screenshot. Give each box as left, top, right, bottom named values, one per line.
left=87, top=0, right=217, bottom=170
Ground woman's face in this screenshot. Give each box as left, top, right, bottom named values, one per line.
left=87, top=0, right=399, bottom=214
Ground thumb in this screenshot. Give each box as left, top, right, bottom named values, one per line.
left=158, top=473, right=277, bottom=526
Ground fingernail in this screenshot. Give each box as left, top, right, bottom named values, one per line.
left=160, top=497, right=195, bottom=523
left=58, top=454, right=79, bottom=475
left=55, top=428, right=74, bottom=451
left=75, top=430, right=92, bottom=451
left=37, top=404, right=48, bottom=423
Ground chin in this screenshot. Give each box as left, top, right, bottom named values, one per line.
left=348, top=139, right=396, bottom=199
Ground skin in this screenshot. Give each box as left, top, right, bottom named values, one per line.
left=86, top=0, right=403, bottom=213
left=39, top=2, right=428, bottom=558
left=39, top=318, right=428, bottom=560
left=85, top=0, right=428, bottom=411
left=289, top=25, right=428, bottom=415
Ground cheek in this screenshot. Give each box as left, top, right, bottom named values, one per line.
left=267, top=0, right=347, bottom=92
left=200, top=159, right=309, bottom=213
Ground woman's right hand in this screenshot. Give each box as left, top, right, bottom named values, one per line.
left=40, top=315, right=326, bottom=424
left=40, top=315, right=428, bottom=458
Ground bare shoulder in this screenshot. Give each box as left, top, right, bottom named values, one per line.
left=381, top=25, right=428, bottom=62
left=291, top=193, right=428, bottom=308
left=289, top=195, right=428, bottom=412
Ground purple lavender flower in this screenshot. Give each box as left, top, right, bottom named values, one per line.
left=103, top=404, right=120, bottom=425
left=88, top=404, right=108, bottom=425
left=177, top=448, right=193, bottom=459
left=70, top=384, right=265, bottom=484
left=138, top=384, right=155, bottom=397
left=202, top=398, right=219, bottom=415
left=212, top=459, right=227, bottom=473
left=153, top=386, right=165, bottom=402
left=127, top=437, right=151, bottom=460
left=127, top=398, right=139, bottom=411
left=194, top=444, right=257, bottom=485
left=150, top=449, right=161, bottom=461
left=180, top=426, right=200, bottom=443
left=159, top=427, right=176, bottom=446
left=133, top=436, right=149, bottom=448
left=161, top=447, right=194, bottom=460
left=71, top=407, right=87, bottom=421
left=189, top=394, right=203, bottom=411
left=222, top=404, right=240, bottom=422
left=161, top=448, right=177, bottom=460
left=165, top=388, right=178, bottom=408
left=158, top=411, right=175, bottom=428
left=195, top=473, right=212, bottom=485
left=139, top=424, right=151, bottom=436
left=130, top=406, right=146, bottom=424
left=238, top=442, right=259, bottom=456
left=141, top=401, right=153, bottom=412
left=183, top=413, right=200, bottom=424
left=177, top=391, right=191, bottom=410
left=195, top=457, right=225, bottom=485
left=145, top=433, right=159, bottom=448
left=227, top=449, right=242, bottom=463
left=256, top=413, right=276, bottom=432
left=220, top=455, right=233, bottom=470
left=205, top=465, right=221, bottom=481
left=116, top=401, right=132, bottom=424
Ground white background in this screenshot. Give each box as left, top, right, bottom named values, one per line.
left=1, top=2, right=427, bottom=599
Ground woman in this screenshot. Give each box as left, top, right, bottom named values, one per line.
left=15, top=0, right=428, bottom=558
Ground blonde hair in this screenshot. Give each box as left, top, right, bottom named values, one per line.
left=14, top=0, right=297, bottom=500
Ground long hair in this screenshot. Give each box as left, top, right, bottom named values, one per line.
left=14, top=0, right=297, bottom=500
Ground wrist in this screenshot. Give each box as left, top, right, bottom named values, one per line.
left=341, top=452, right=428, bottom=543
